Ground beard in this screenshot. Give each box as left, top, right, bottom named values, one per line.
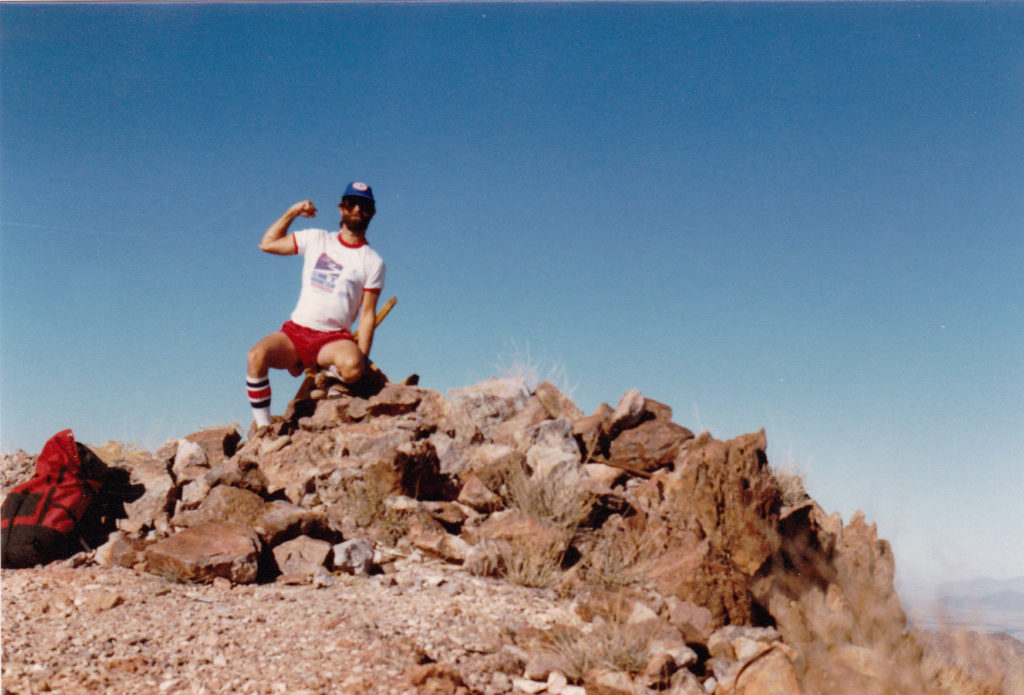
left=341, top=211, right=371, bottom=233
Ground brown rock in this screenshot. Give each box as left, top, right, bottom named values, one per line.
left=173, top=484, right=266, bottom=528
left=533, top=381, right=583, bottom=420
left=643, top=398, right=673, bottom=422
left=95, top=532, right=150, bottom=569
left=751, top=502, right=928, bottom=694
left=303, top=396, right=354, bottom=427
left=144, top=520, right=261, bottom=584
left=421, top=500, right=468, bottom=526
left=664, top=596, right=715, bottom=644
left=348, top=382, right=424, bottom=419
left=640, top=651, right=676, bottom=690
left=572, top=402, right=612, bottom=456
left=251, top=500, right=327, bottom=546
left=80, top=590, right=124, bottom=613
left=457, top=472, right=503, bottom=512
left=462, top=443, right=521, bottom=492
left=447, top=377, right=533, bottom=440
left=184, top=426, right=240, bottom=465
left=669, top=669, right=709, bottom=695
left=634, top=430, right=782, bottom=626
left=581, top=462, right=623, bottom=488
left=404, top=662, right=468, bottom=695
left=120, top=458, right=175, bottom=534
left=733, top=647, right=800, bottom=695
left=172, top=438, right=209, bottom=482
left=408, top=528, right=471, bottom=563
left=204, top=457, right=268, bottom=495
left=468, top=510, right=564, bottom=548
left=584, top=667, right=635, bottom=695
left=271, top=535, right=331, bottom=576
left=394, top=440, right=454, bottom=500
left=523, top=649, right=574, bottom=681
left=607, top=419, right=694, bottom=475
left=609, top=388, right=646, bottom=435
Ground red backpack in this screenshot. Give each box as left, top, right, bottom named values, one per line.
left=1, top=429, right=107, bottom=568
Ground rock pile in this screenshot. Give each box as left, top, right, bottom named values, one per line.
left=2, top=373, right=1011, bottom=695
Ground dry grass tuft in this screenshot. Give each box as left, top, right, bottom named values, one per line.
left=502, top=460, right=595, bottom=531
left=498, top=534, right=572, bottom=590
left=547, top=621, right=651, bottom=679
left=495, top=462, right=596, bottom=589
left=772, top=460, right=810, bottom=507
left=581, top=517, right=663, bottom=589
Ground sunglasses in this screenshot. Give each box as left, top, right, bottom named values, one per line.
left=342, top=197, right=375, bottom=212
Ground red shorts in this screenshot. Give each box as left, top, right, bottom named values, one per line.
left=280, top=320, right=354, bottom=369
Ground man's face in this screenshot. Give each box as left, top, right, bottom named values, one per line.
left=340, top=197, right=375, bottom=231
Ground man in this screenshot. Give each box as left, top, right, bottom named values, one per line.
left=246, top=181, right=385, bottom=428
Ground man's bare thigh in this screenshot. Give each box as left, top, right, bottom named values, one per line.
left=257, top=331, right=301, bottom=369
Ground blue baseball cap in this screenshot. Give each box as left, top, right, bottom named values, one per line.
left=341, top=181, right=374, bottom=203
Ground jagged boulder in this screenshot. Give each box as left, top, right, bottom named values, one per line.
left=630, top=429, right=782, bottom=626
left=144, top=520, right=261, bottom=584
left=751, top=502, right=927, bottom=694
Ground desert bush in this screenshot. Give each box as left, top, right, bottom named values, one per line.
left=498, top=534, right=573, bottom=590
left=502, top=460, right=595, bottom=531
left=496, top=461, right=597, bottom=589
left=546, top=620, right=651, bottom=680
left=772, top=460, right=809, bottom=507
left=580, top=516, right=662, bottom=589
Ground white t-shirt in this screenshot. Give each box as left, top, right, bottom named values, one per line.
left=289, top=229, right=385, bottom=332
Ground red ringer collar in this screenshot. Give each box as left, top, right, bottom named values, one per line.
left=337, top=234, right=366, bottom=249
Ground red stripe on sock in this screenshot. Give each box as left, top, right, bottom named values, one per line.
left=247, top=387, right=272, bottom=400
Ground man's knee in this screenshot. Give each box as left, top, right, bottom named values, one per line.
left=333, top=348, right=366, bottom=383
left=247, top=344, right=266, bottom=374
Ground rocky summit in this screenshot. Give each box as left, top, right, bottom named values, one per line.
left=2, top=374, right=1019, bottom=695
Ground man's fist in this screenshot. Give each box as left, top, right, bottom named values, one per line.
left=290, top=200, right=317, bottom=218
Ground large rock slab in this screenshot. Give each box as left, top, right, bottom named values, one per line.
left=607, top=419, right=693, bottom=475
left=144, top=521, right=261, bottom=584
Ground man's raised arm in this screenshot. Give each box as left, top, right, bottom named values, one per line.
left=259, top=200, right=317, bottom=255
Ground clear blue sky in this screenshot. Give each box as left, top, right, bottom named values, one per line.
left=2, top=3, right=1021, bottom=590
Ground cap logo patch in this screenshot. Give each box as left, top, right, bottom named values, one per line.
left=351, top=182, right=369, bottom=191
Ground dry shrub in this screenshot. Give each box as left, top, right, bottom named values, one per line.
left=497, top=461, right=596, bottom=589
left=772, top=460, right=809, bottom=507
left=547, top=621, right=651, bottom=679
left=499, top=534, right=572, bottom=589
left=502, top=460, right=595, bottom=531
left=581, top=516, right=662, bottom=589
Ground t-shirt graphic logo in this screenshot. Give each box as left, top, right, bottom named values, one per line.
left=310, top=253, right=344, bottom=293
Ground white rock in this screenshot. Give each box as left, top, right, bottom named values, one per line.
left=332, top=538, right=374, bottom=575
